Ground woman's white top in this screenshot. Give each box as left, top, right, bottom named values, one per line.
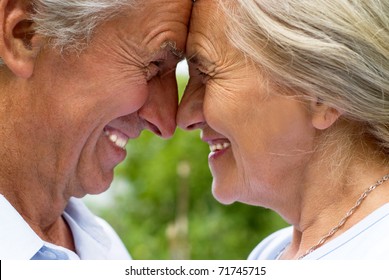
left=248, top=203, right=389, bottom=260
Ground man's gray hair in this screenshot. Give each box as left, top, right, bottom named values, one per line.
left=0, top=0, right=137, bottom=65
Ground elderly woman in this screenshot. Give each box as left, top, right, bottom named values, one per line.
left=0, top=0, right=191, bottom=259
left=178, top=0, right=389, bottom=259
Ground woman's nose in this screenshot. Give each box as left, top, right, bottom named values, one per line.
left=177, top=80, right=206, bottom=131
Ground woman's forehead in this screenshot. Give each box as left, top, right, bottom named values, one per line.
left=187, top=0, right=227, bottom=53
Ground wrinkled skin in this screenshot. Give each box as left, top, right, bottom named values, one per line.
left=0, top=0, right=192, bottom=249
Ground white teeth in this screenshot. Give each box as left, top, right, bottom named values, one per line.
left=105, top=130, right=128, bottom=150
left=210, top=142, right=231, bottom=152
left=116, top=138, right=128, bottom=149
left=109, top=134, right=118, bottom=143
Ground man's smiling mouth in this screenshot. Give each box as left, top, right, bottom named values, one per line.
left=104, top=126, right=129, bottom=150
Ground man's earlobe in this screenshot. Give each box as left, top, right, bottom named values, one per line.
left=310, top=99, right=343, bottom=130
left=0, top=0, right=42, bottom=79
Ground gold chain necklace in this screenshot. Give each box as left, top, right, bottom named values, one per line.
left=297, top=173, right=389, bottom=260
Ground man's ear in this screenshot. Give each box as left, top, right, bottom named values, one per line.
left=0, top=0, right=42, bottom=79
left=310, top=99, right=343, bottom=130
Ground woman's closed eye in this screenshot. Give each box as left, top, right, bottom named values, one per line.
left=196, top=67, right=211, bottom=83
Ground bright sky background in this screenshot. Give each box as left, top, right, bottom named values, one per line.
left=176, top=59, right=189, bottom=76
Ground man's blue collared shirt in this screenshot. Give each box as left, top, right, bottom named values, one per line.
left=0, top=195, right=131, bottom=260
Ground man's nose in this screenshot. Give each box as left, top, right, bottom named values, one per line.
left=176, top=78, right=206, bottom=131
left=138, top=72, right=178, bottom=138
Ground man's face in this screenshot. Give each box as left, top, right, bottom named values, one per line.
left=18, top=0, right=192, bottom=198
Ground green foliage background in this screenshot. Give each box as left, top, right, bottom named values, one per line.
left=85, top=74, right=287, bottom=259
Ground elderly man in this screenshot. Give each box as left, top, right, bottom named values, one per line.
left=0, top=0, right=192, bottom=259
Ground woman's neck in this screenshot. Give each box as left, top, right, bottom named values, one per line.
left=283, top=137, right=389, bottom=259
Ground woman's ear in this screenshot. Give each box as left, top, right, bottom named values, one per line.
left=310, top=99, right=343, bottom=130
left=0, top=0, right=42, bottom=79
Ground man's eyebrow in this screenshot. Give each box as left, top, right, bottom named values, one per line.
left=161, top=41, right=184, bottom=60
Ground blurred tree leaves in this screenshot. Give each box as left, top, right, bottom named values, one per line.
left=85, top=74, right=287, bottom=259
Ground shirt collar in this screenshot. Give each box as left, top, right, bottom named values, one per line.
left=63, top=197, right=111, bottom=259
left=0, top=195, right=111, bottom=260
left=0, top=194, right=44, bottom=259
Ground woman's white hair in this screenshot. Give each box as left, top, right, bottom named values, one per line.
left=0, top=0, right=137, bottom=64
left=221, top=0, right=389, bottom=152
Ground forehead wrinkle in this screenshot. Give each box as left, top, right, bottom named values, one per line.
left=186, top=42, right=220, bottom=76
left=140, top=11, right=189, bottom=53
left=188, top=30, right=244, bottom=78
left=186, top=31, right=220, bottom=64
left=141, top=29, right=185, bottom=64
left=188, top=0, right=228, bottom=61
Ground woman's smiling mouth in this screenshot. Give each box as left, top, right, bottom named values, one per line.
left=208, top=140, right=231, bottom=159
left=209, top=142, right=231, bottom=153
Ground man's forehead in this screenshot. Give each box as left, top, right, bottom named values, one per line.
left=138, top=0, right=192, bottom=49
left=141, top=0, right=193, bottom=16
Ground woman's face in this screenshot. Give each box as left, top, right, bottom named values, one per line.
left=13, top=0, right=191, bottom=198
left=177, top=0, right=316, bottom=207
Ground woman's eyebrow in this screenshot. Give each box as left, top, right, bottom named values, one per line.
left=187, top=54, right=215, bottom=69
left=187, top=55, right=199, bottom=65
